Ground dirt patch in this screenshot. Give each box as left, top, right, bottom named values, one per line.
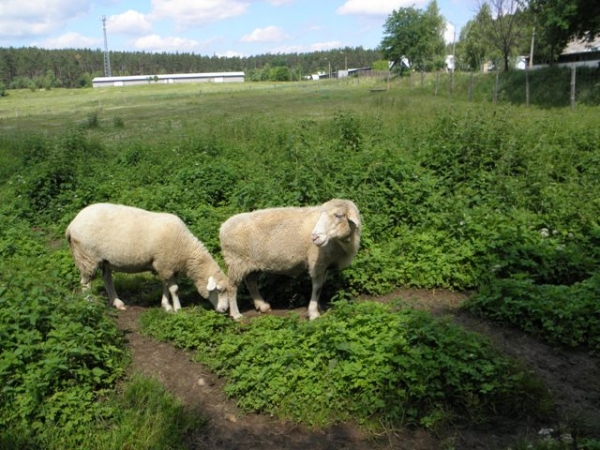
left=115, top=289, right=600, bottom=450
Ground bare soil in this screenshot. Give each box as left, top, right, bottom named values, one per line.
left=115, top=289, right=600, bottom=450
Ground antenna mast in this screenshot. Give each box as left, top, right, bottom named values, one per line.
left=101, top=15, right=112, bottom=77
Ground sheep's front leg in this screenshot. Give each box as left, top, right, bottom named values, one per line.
left=245, top=272, right=271, bottom=313
left=102, top=266, right=126, bottom=310
left=307, top=271, right=327, bottom=320
left=227, top=286, right=243, bottom=321
left=161, top=280, right=181, bottom=312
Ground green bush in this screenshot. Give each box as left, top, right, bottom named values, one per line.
left=140, top=301, right=544, bottom=429
left=2, top=84, right=600, bottom=442
left=0, top=280, right=127, bottom=442
left=465, top=274, right=600, bottom=353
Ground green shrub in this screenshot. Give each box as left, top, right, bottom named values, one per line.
left=465, top=274, right=600, bottom=353
left=0, top=279, right=127, bottom=441
left=140, top=301, right=544, bottom=429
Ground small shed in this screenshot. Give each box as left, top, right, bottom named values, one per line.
left=92, top=72, right=245, bottom=88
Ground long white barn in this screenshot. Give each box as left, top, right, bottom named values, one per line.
left=92, top=72, right=245, bottom=88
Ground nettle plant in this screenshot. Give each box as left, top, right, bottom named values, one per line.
left=140, top=301, right=543, bottom=429
left=0, top=276, right=126, bottom=438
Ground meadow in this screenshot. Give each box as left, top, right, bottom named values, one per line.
left=1, top=74, right=599, bottom=449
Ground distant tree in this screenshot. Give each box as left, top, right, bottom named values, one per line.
left=270, top=66, right=290, bottom=82
left=380, top=0, right=446, bottom=72
left=459, top=19, right=489, bottom=71
left=476, top=0, right=530, bottom=71
left=422, top=0, right=447, bottom=70
left=525, top=0, right=600, bottom=43
left=260, top=63, right=272, bottom=81
left=371, top=60, right=390, bottom=71
left=523, top=0, right=600, bottom=64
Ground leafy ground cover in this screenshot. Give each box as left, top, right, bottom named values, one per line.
left=1, top=79, right=599, bottom=448
left=139, top=301, right=545, bottom=430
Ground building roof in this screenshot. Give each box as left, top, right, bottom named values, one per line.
left=92, top=72, right=245, bottom=83
left=563, top=37, right=600, bottom=55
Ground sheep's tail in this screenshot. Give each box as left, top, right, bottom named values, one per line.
left=65, top=228, right=97, bottom=277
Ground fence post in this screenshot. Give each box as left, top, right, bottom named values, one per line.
left=468, top=72, right=474, bottom=101
left=493, top=72, right=499, bottom=105
left=570, top=65, right=576, bottom=111
left=525, top=66, right=530, bottom=108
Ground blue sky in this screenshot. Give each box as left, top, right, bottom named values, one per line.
left=0, top=0, right=477, bottom=57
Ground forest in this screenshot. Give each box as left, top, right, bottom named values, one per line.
left=0, top=46, right=382, bottom=90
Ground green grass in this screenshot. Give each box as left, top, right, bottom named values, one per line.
left=140, top=301, right=547, bottom=430
left=1, top=77, right=600, bottom=447
left=0, top=375, right=206, bottom=450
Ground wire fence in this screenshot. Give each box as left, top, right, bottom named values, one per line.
left=360, top=65, right=600, bottom=109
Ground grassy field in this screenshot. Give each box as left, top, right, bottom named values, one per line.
left=1, top=77, right=599, bottom=448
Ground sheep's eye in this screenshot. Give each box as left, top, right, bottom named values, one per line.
left=334, top=213, right=345, bottom=219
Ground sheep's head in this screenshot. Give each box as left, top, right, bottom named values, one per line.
left=206, top=275, right=230, bottom=313
left=311, top=199, right=361, bottom=247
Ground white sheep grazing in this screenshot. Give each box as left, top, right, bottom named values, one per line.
left=219, top=199, right=361, bottom=320
left=65, top=203, right=231, bottom=313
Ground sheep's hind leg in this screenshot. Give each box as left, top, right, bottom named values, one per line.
left=102, top=265, right=127, bottom=310
left=245, top=272, right=271, bottom=313
left=80, top=273, right=94, bottom=301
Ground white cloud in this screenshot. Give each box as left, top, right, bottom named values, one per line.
left=149, top=0, right=249, bottom=29
left=310, top=41, right=342, bottom=51
left=336, top=0, right=426, bottom=16
left=241, top=26, right=288, bottom=43
left=133, top=34, right=208, bottom=53
left=269, top=44, right=305, bottom=53
left=37, top=32, right=100, bottom=49
left=267, top=39, right=344, bottom=55
left=108, top=10, right=152, bottom=35
left=217, top=50, right=245, bottom=57
left=267, top=0, right=293, bottom=5
left=0, top=0, right=91, bottom=37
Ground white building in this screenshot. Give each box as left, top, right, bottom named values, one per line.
left=92, top=72, right=245, bottom=88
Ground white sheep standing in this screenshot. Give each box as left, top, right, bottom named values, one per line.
left=65, top=203, right=231, bottom=313
left=219, top=198, right=361, bottom=320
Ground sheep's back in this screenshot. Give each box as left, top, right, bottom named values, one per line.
left=219, top=206, right=320, bottom=275
left=67, top=203, right=189, bottom=269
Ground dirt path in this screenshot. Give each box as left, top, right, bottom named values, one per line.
left=115, top=289, right=600, bottom=450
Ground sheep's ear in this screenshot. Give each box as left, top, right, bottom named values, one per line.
left=206, top=276, right=217, bottom=291
left=347, top=209, right=361, bottom=228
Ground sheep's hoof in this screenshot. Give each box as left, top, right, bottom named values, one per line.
left=308, top=311, right=321, bottom=320
left=231, top=313, right=244, bottom=321
left=114, top=300, right=127, bottom=311
left=255, top=302, right=271, bottom=313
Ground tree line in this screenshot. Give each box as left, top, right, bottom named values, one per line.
left=0, top=46, right=382, bottom=91
left=0, top=0, right=597, bottom=93
left=382, top=0, right=599, bottom=73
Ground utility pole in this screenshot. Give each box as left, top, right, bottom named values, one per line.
left=450, top=23, right=456, bottom=96
left=102, top=15, right=112, bottom=77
